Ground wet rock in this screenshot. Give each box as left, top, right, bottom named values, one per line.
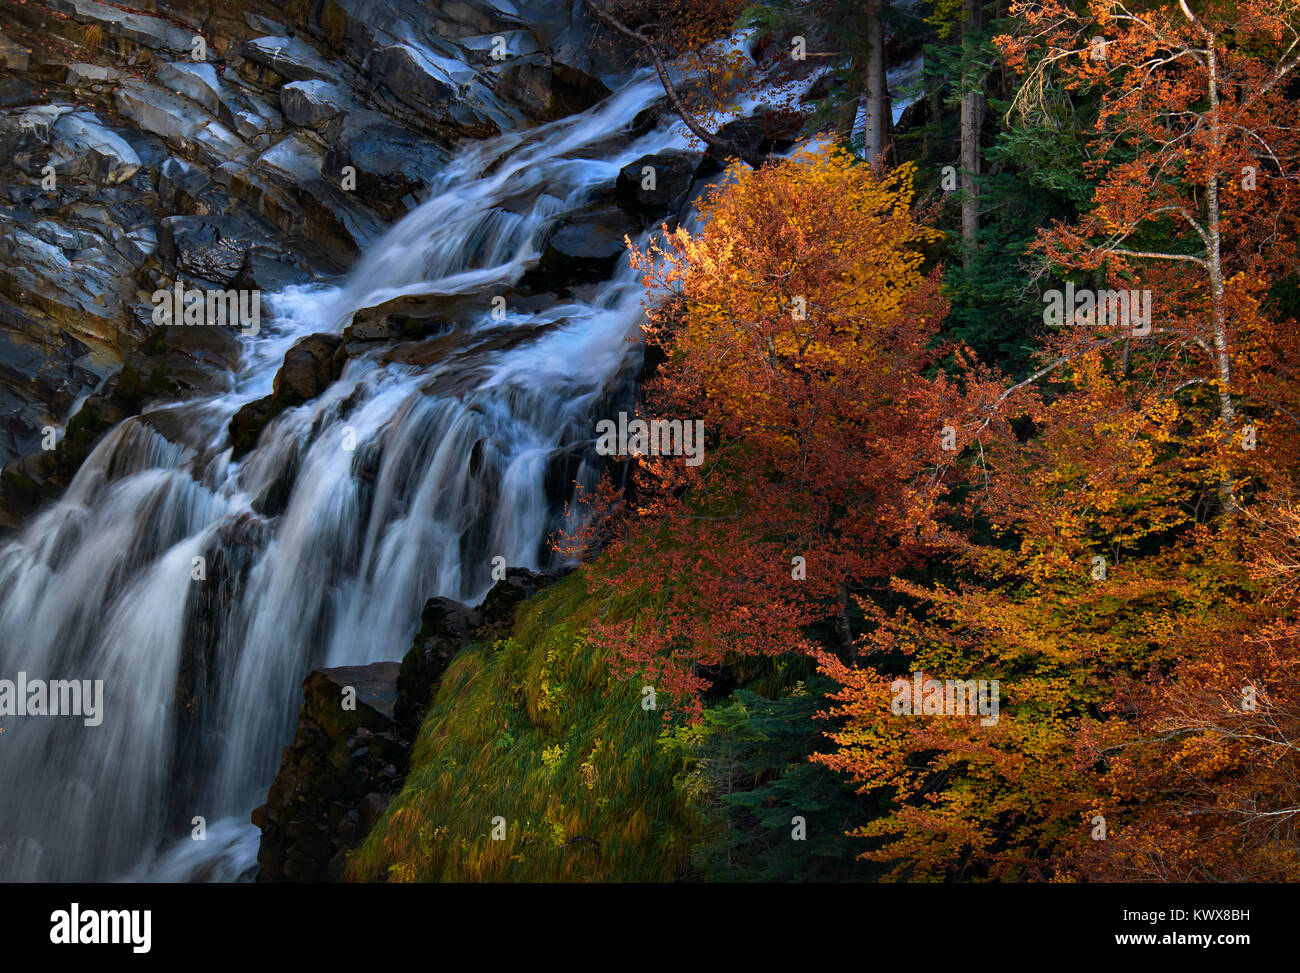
left=47, top=111, right=142, bottom=185
left=0, top=320, right=242, bottom=522
left=228, top=332, right=345, bottom=458
left=628, top=97, right=669, bottom=137
left=543, top=441, right=592, bottom=507
left=273, top=332, right=345, bottom=405
left=616, top=149, right=698, bottom=228
left=341, top=292, right=473, bottom=345
left=477, top=567, right=560, bottom=630
left=395, top=596, right=480, bottom=736
left=155, top=61, right=223, bottom=115
left=701, top=105, right=803, bottom=173
left=496, top=55, right=611, bottom=122
left=170, top=512, right=270, bottom=829
left=522, top=201, right=638, bottom=292
left=227, top=394, right=275, bottom=459
left=280, top=80, right=347, bottom=130
left=322, top=109, right=446, bottom=216
left=365, top=42, right=505, bottom=138
left=252, top=661, right=407, bottom=883
left=246, top=132, right=386, bottom=260
left=239, top=35, right=339, bottom=84
left=117, top=324, right=244, bottom=403
left=158, top=214, right=259, bottom=286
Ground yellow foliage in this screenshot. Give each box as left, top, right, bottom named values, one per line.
left=634, top=144, right=937, bottom=423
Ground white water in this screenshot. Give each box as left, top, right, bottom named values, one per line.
left=0, top=70, right=685, bottom=882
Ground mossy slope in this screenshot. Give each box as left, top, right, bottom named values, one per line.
left=348, top=573, right=699, bottom=882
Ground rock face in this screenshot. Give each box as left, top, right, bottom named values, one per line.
left=523, top=201, right=641, bottom=293
left=227, top=331, right=345, bottom=457
left=251, top=662, right=407, bottom=882
left=279, top=79, right=346, bottom=130
left=498, top=55, right=611, bottom=122
left=253, top=567, right=557, bottom=881
left=0, top=0, right=640, bottom=526
left=616, top=149, right=700, bottom=228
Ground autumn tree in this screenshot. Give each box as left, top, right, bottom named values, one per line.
left=1073, top=498, right=1300, bottom=881
left=582, top=0, right=755, bottom=156
left=574, top=144, right=1001, bottom=716
left=813, top=0, right=1300, bottom=881
left=1000, top=0, right=1300, bottom=513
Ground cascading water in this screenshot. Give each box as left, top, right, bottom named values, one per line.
left=0, top=70, right=686, bottom=882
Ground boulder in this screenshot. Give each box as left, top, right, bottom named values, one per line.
left=615, top=149, right=699, bottom=228
left=272, top=332, right=345, bottom=405
left=251, top=661, right=408, bottom=882
left=228, top=332, right=345, bottom=457
left=227, top=394, right=275, bottom=459
left=395, top=596, right=480, bottom=736
left=477, top=567, right=559, bottom=629
left=522, top=202, right=638, bottom=292
left=702, top=105, right=803, bottom=172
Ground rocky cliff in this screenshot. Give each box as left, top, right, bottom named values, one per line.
left=0, top=0, right=632, bottom=525
left=252, top=566, right=555, bottom=882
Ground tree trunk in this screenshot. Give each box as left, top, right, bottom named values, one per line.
left=960, top=0, right=985, bottom=257
left=1204, top=37, right=1238, bottom=515
left=862, top=1, right=891, bottom=164
left=581, top=0, right=736, bottom=159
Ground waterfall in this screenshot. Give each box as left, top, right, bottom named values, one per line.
left=0, top=71, right=682, bottom=882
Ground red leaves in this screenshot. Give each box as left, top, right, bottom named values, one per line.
left=564, top=147, right=997, bottom=717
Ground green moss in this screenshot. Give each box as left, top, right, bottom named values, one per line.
left=346, top=572, right=703, bottom=882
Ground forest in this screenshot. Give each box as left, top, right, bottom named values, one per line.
left=0, top=0, right=1296, bottom=899
left=390, top=0, right=1300, bottom=883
